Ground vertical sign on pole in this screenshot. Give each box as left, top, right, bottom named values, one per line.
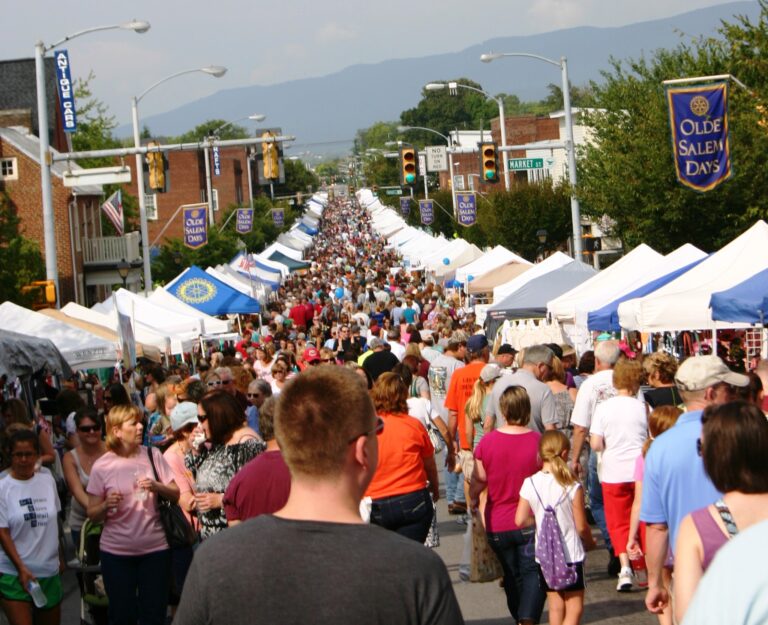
left=456, top=192, right=477, bottom=227
left=419, top=199, right=434, bottom=225
left=399, top=197, right=410, bottom=216
left=212, top=146, right=221, bottom=176
left=53, top=50, right=77, bottom=132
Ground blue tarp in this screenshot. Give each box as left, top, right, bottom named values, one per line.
left=167, top=265, right=261, bottom=315
left=710, top=267, right=768, bottom=324
left=297, top=221, right=318, bottom=235
left=587, top=256, right=708, bottom=332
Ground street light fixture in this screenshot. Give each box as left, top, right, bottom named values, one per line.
left=35, top=19, right=150, bottom=306
left=537, top=229, right=548, bottom=244
left=116, top=258, right=131, bottom=289
left=131, top=65, right=227, bottom=294
left=398, top=125, right=456, bottom=215
left=204, top=113, right=267, bottom=220
left=425, top=82, right=510, bottom=190
left=481, top=51, right=583, bottom=258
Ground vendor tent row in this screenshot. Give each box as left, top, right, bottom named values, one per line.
left=0, top=194, right=327, bottom=373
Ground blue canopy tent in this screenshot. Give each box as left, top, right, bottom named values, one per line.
left=167, top=265, right=261, bottom=315
left=485, top=261, right=597, bottom=339
left=588, top=256, right=707, bottom=332
left=269, top=251, right=310, bottom=272
left=710, top=267, right=768, bottom=325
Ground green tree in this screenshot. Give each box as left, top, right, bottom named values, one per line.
left=173, top=120, right=250, bottom=144
left=271, top=159, right=320, bottom=198
left=578, top=4, right=768, bottom=252
left=0, top=191, right=44, bottom=304
left=354, top=121, right=401, bottom=153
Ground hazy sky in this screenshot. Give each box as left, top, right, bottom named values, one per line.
left=2, top=0, right=748, bottom=125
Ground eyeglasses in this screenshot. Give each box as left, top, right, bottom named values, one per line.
left=207, top=381, right=222, bottom=387
left=78, top=425, right=102, bottom=433
left=247, top=393, right=261, bottom=398
left=220, top=379, right=232, bottom=385
left=347, top=416, right=385, bottom=444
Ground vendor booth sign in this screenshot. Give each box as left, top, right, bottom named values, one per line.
left=183, top=205, right=208, bottom=249
left=419, top=199, right=434, bottom=225
left=666, top=81, right=731, bottom=192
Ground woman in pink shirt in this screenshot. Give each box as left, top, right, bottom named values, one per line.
left=470, top=385, right=544, bottom=625
left=87, top=404, right=179, bottom=625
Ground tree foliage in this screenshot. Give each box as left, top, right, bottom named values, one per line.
left=577, top=2, right=768, bottom=252
left=171, top=120, right=250, bottom=144
left=0, top=191, right=44, bottom=304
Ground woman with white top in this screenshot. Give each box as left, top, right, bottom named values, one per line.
left=589, top=359, right=648, bottom=591
left=62, top=408, right=106, bottom=550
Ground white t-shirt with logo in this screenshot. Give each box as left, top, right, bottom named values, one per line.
left=589, top=395, right=648, bottom=483
left=520, top=471, right=585, bottom=565
left=0, top=472, right=61, bottom=577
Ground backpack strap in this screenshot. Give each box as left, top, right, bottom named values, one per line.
left=531, top=476, right=570, bottom=510
left=714, top=499, right=739, bottom=538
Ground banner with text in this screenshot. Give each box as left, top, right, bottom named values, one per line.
left=235, top=208, right=254, bottom=234
left=54, top=50, right=77, bottom=132
left=272, top=208, right=284, bottom=228
left=456, top=192, right=477, bottom=227
left=666, top=81, right=731, bottom=192
left=212, top=146, right=221, bottom=176
left=183, top=205, right=208, bottom=249
left=419, top=199, right=434, bottom=225
left=400, top=197, right=410, bottom=216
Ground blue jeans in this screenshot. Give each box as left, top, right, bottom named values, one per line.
left=444, top=467, right=466, bottom=504
left=487, top=527, right=546, bottom=623
left=100, top=549, right=170, bottom=625
left=370, top=488, right=433, bottom=543
left=588, top=450, right=612, bottom=552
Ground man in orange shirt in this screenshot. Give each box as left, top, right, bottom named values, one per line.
left=445, top=334, right=490, bottom=500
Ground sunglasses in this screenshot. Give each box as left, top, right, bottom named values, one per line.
left=78, top=424, right=102, bottom=433
left=207, top=381, right=222, bottom=387
left=247, top=393, right=261, bottom=398
left=347, top=416, right=385, bottom=444
left=220, top=379, right=233, bottom=385
left=198, top=413, right=208, bottom=423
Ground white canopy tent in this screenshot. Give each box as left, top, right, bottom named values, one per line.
left=387, top=226, right=422, bottom=248
left=252, top=252, right=290, bottom=278
left=0, top=301, right=117, bottom=369
left=401, top=235, right=449, bottom=270
left=422, top=238, right=484, bottom=278
left=619, top=220, right=768, bottom=332
left=493, top=251, right=574, bottom=303
left=263, top=242, right=304, bottom=262
left=455, top=245, right=531, bottom=285
left=145, top=288, right=232, bottom=335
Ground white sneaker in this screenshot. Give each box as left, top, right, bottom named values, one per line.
left=617, top=566, right=634, bottom=592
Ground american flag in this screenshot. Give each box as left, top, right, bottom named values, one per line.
left=101, top=190, right=124, bottom=236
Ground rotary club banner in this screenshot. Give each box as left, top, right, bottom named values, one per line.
left=666, top=81, right=731, bottom=192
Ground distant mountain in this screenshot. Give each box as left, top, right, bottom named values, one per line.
left=120, top=2, right=759, bottom=156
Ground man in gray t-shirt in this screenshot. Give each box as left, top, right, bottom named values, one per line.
left=175, top=366, right=463, bottom=625
left=486, top=344, right=559, bottom=432
left=427, top=338, right=467, bottom=422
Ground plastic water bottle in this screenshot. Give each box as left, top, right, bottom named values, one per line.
left=629, top=552, right=648, bottom=588
left=27, top=580, right=47, bottom=608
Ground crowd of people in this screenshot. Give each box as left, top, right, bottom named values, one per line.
left=0, top=192, right=767, bottom=625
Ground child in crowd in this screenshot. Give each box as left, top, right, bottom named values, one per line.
left=517, top=431, right=596, bottom=625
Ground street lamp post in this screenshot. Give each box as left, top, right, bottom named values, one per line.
left=35, top=20, right=150, bottom=306
left=131, top=65, right=227, bottom=293
left=481, top=52, right=583, bottom=258
left=397, top=125, right=456, bottom=216
left=116, top=258, right=130, bottom=289
left=203, top=114, right=266, bottom=223
left=425, top=82, right=510, bottom=191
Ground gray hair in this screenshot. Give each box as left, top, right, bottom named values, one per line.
left=248, top=378, right=273, bottom=396
left=522, top=345, right=555, bottom=367
left=215, top=366, right=233, bottom=380
left=595, top=341, right=621, bottom=366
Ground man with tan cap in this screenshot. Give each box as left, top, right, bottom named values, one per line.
left=641, top=355, right=748, bottom=617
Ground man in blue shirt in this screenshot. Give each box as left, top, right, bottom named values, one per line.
left=641, top=355, right=748, bottom=616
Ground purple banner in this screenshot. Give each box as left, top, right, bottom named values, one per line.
left=183, top=206, right=208, bottom=249
left=456, top=192, right=477, bottom=227
left=272, top=208, right=284, bottom=227
left=235, top=208, right=253, bottom=234
left=419, top=199, right=434, bottom=225
left=400, top=196, right=410, bottom=216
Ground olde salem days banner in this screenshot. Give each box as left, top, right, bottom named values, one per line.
left=666, top=81, right=731, bottom=192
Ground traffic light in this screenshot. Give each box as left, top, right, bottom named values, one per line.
left=399, top=146, right=417, bottom=186
left=261, top=131, right=279, bottom=180
left=583, top=235, right=602, bottom=253
left=146, top=142, right=167, bottom=192
left=21, top=280, right=56, bottom=309
left=479, top=142, right=499, bottom=183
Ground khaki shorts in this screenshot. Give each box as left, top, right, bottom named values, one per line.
left=459, top=449, right=475, bottom=482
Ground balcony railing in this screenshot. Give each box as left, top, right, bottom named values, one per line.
left=83, top=232, right=142, bottom=265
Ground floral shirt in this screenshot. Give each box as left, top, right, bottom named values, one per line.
left=185, top=438, right=265, bottom=539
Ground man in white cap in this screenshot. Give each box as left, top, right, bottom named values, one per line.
left=642, top=355, right=748, bottom=617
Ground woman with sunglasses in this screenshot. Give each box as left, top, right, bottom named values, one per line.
left=62, top=407, right=106, bottom=549
left=0, top=429, right=63, bottom=625
left=366, top=372, right=439, bottom=543
left=186, top=391, right=264, bottom=540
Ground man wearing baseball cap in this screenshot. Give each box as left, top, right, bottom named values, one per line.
left=642, top=355, right=748, bottom=617
left=493, top=344, right=517, bottom=371
left=301, top=346, right=322, bottom=369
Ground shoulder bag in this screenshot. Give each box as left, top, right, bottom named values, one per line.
left=146, top=447, right=197, bottom=549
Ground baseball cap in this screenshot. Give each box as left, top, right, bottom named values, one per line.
left=480, top=363, right=503, bottom=384
left=170, top=402, right=199, bottom=432
left=497, top=344, right=517, bottom=356
left=466, top=334, right=489, bottom=352
left=303, top=347, right=321, bottom=363
left=674, top=355, right=750, bottom=392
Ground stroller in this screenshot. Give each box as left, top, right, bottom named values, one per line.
left=75, top=520, right=108, bottom=625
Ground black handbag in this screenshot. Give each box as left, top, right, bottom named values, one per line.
left=146, top=447, right=197, bottom=549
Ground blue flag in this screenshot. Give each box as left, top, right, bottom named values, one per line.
left=667, top=81, right=731, bottom=192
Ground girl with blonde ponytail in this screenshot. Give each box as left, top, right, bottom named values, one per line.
left=516, top=431, right=596, bottom=625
